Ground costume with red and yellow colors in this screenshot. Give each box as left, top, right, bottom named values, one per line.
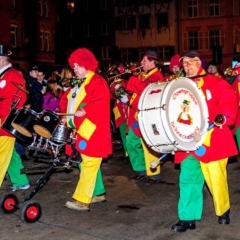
left=125, top=68, right=164, bottom=176
left=60, top=71, right=112, bottom=203
left=174, top=67, right=238, bottom=221
left=0, top=66, right=28, bottom=187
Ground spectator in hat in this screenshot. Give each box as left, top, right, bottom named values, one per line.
left=125, top=49, right=165, bottom=185
left=171, top=50, right=238, bottom=232
left=60, top=48, right=112, bottom=211
left=0, top=44, right=30, bottom=191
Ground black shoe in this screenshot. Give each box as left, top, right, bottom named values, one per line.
left=146, top=178, right=161, bottom=185
left=218, top=209, right=230, bottom=225
left=131, top=174, right=147, bottom=182
left=171, top=220, right=196, bottom=232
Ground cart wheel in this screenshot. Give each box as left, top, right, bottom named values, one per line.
left=0, top=193, right=19, bottom=213
left=19, top=201, right=42, bottom=223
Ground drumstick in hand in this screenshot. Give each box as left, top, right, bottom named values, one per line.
left=192, top=123, right=214, bottom=142
left=150, top=153, right=168, bottom=169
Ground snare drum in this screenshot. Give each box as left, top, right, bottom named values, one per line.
left=33, top=110, right=60, bottom=138
left=11, top=108, right=39, bottom=137
left=138, top=77, right=209, bottom=153
left=1, top=108, right=33, bottom=146
left=50, top=124, right=71, bottom=144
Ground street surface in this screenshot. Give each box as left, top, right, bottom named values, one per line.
left=0, top=148, right=240, bottom=240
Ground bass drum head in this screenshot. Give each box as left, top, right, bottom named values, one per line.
left=161, top=77, right=209, bottom=151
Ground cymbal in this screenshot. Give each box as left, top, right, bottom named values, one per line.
left=11, top=81, right=29, bottom=94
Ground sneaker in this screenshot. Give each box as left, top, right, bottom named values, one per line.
left=65, top=200, right=90, bottom=211
left=10, top=184, right=30, bottom=192
left=91, top=194, right=106, bottom=204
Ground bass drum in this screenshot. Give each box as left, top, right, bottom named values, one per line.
left=1, top=108, right=33, bottom=146
left=138, top=77, right=209, bottom=153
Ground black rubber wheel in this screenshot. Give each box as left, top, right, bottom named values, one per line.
left=19, top=201, right=42, bottom=223
left=0, top=193, right=19, bottom=213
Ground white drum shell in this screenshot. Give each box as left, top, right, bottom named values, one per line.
left=138, top=77, right=209, bottom=153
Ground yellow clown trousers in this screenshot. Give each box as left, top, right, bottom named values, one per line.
left=0, top=136, right=15, bottom=187
left=200, top=158, right=230, bottom=216
left=140, top=138, right=160, bottom=176
left=72, top=154, right=102, bottom=204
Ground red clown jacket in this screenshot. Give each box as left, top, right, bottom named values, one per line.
left=175, top=68, right=238, bottom=163
left=125, top=68, right=164, bottom=137
left=0, top=67, right=27, bottom=137
left=60, top=71, right=112, bottom=158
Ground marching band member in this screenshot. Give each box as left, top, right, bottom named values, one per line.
left=125, top=49, right=165, bottom=184
left=167, top=54, right=184, bottom=80
left=60, top=48, right=112, bottom=211
left=171, top=51, right=238, bottom=232
left=0, top=45, right=30, bottom=191
left=109, top=63, right=130, bottom=162
left=230, top=63, right=240, bottom=152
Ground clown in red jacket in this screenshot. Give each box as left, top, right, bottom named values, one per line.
left=60, top=48, right=112, bottom=211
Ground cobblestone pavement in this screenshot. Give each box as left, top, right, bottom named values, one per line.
left=0, top=149, right=240, bottom=240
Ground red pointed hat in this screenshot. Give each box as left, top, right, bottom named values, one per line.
left=68, top=48, right=98, bottom=71
left=170, top=54, right=182, bottom=72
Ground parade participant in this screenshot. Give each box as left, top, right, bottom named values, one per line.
left=171, top=51, right=238, bottom=232
left=167, top=54, right=184, bottom=80
left=109, top=62, right=130, bottom=162
left=207, top=61, right=221, bottom=77
left=125, top=49, right=165, bottom=184
left=60, top=48, right=112, bottom=211
left=0, top=45, right=30, bottom=191
left=230, top=63, right=240, bottom=152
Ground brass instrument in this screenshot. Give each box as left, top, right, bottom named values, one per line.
left=224, top=67, right=232, bottom=77
left=107, top=65, right=143, bottom=82
left=60, top=77, right=79, bottom=88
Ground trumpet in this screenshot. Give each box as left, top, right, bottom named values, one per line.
left=107, top=65, right=143, bottom=82
left=60, top=77, right=80, bottom=88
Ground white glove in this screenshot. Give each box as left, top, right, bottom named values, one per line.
left=115, top=84, right=121, bottom=90
left=120, top=95, right=128, bottom=103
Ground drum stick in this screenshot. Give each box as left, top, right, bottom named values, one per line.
left=150, top=153, right=168, bottom=169
left=192, top=123, right=214, bottom=142
left=56, top=113, right=75, bottom=116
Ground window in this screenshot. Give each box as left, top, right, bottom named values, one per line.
left=67, top=2, right=75, bottom=13
left=209, top=30, right=224, bottom=49
left=116, top=16, right=136, bottom=30
left=121, top=48, right=134, bottom=62
left=10, top=0, right=16, bottom=8
left=115, top=0, right=128, bottom=7
left=101, top=0, right=110, bottom=10
left=101, top=22, right=111, bottom=36
left=234, top=28, right=240, bottom=44
left=209, top=0, right=220, bottom=16
left=139, top=14, right=150, bottom=29
left=188, top=31, right=199, bottom=50
left=40, top=31, right=50, bottom=51
left=233, top=0, right=240, bottom=15
left=157, top=46, right=175, bottom=60
left=39, top=0, right=49, bottom=17
left=10, top=24, right=18, bottom=48
left=188, top=0, right=198, bottom=18
left=67, top=25, right=74, bottom=38
left=102, top=47, right=111, bottom=60
left=157, top=12, right=168, bottom=28
left=209, top=30, right=220, bottom=48
left=83, top=24, right=93, bottom=37
left=83, top=0, right=89, bottom=12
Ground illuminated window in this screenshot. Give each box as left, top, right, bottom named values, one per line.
left=39, top=0, right=49, bottom=17
left=67, top=2, right=74, bottom=13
